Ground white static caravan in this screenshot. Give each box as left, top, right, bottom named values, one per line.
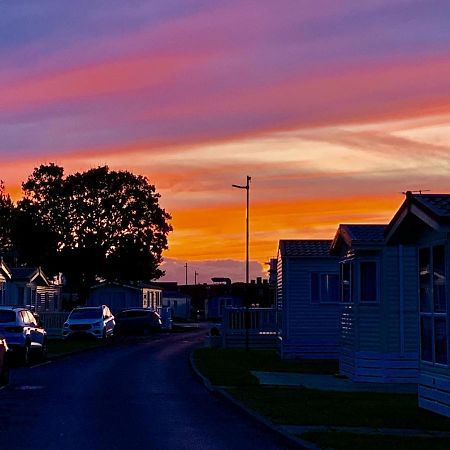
left=277, top=240, right=341, bottom=359
left=386, top=192, right=450, bottom=418
left=88, top=282, right=162, bottom=313
left=331, top=224, right=419, bottom=383
left=6, top=267, right=61, bottom=312
left=162, top=291, right=191, bottom=320
left=0, top=260, right=11, bottom=304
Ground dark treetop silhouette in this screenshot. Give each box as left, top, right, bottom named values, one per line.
left=0, top=181, right=14, bottom=255
left=7, top=163, right=172, bottom=300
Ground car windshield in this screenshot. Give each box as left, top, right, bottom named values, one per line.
left=70, top=309, right=102, bottom=320
left=0, top=310, right=16, bottom=323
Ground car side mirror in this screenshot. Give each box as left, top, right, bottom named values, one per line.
left=33, top=313, right=43, bottom=328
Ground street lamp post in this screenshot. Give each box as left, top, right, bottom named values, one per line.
left=232, top=175, right=251, bottom=350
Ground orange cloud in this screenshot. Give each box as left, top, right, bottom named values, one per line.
left=166, top=194, right=401, bottom=263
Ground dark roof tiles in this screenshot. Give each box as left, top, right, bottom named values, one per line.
left=10, top=267, right=39, bottom=280
left=413, top=194, right=450, bottom=217
left=340, top=224, right=386, bottom=243
left=279, top=239, right=332, bottom=257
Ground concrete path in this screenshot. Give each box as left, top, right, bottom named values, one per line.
left=251, top=371, right=417, bottom=393
left=280, top=425, right=450, bottom=438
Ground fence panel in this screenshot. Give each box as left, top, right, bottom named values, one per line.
left=222, top=308, right=280, bottom=348
left=39, top=312, right=69, bottom=338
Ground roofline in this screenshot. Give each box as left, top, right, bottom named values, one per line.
left=10, top=266, right=49, bottom=285
left=330, top=226, right=344, bottom=254
left=330, top=224, right=387, bottom=254
left=279, top=239, right=332, bottom=242
left=385, top=192, right=450, bottom=243
left=278, top=239, right=333, bottom=258
left=282, top=255, right=338, bottom=259
left=90, top=281, right=162, bottom=291
left=33, top=267, right=50, bottom=286
left=0, top=259, right=12, bottom=280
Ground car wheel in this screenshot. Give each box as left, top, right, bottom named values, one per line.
left=41, top=340, right=48, bottom=361
left=22, top=342, right=31, bottom=366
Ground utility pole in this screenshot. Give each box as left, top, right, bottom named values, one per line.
left=194, top=271, right=199, bottom=285
left=232, top=176, right=251, bottom=285
left=232, top=175, right=251, bottom=350
left=185, top=262, right=188, bottom=285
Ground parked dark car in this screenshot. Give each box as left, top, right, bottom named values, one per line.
left=114, top=309, right=162, bottom=335
left=0, top=307, right=47, bottom=365
left=0, top=334, right=10, bottom=385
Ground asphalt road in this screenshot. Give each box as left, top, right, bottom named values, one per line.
left=0, top=326, right=297, bottom=450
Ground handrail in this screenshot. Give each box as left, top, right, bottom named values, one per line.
left=222, top=307, right=279, bottom=333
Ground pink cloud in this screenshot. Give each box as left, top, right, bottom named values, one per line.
left=0, top=52, right=209, bottom=112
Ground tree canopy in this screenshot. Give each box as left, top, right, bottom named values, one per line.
left=9, top=164, right=172, bottom=298
left=0, top=181, right=14, bottom=256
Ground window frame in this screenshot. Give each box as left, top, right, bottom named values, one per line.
left=419, top=243, right=449, bottom=367
left=358, top=259, right=380, bottom=303
left=310, top=272, right=340, bottom=304
left=340, top=260, right=354, bottom=304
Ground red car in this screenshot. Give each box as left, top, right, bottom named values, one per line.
left=0, top=334, right=10, bottom=386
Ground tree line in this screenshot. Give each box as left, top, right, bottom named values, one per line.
left=0, top=164, right=172, bottom=299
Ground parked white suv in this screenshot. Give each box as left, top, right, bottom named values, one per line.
left=0, top=306, right=47, bottom=364
left=63, top=305, right=115, bottom=340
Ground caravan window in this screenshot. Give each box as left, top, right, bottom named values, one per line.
left=419, top=245, right=448, bottom=366
left=311, top=273, right=339, bottom=303
left=419, top=248, right=432, bottom=313
left=341, top=262, right=353, bottom=303
left=433, top=245, right=446, bottom=313
left=360, top=261, right=377, bottom=302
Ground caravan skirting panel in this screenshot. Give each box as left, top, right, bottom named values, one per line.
left=419, top=373, right=450, bottom=418
left=341, top=351, right=418, bottom=383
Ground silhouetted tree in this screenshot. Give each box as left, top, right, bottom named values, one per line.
left=0, top=181, right=15, bottom=257
left=17, top=164, right=172, bottom=298
left=13, top=164, right=66, bottom=272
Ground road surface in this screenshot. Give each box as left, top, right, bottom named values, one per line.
left=0, top=326, right=298, bottom=449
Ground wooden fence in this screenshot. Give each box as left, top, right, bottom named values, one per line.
left=39, top=312, right=70, bottom=339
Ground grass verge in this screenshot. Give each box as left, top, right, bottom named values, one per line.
left=299, top=431, right=450, bottom=450
left=193, top=347, right=450, bottom=449
left=230, top=386, right=450, bottom=430
left=193, top=348, right=337, bottom=386
left=47, top=338, right=105, bottom=358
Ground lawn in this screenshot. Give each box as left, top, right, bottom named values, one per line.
left=193, top=348, right=337, bottom=386
left=230, top=386, right=450, bottom=430
left=299, top=431, right=450, bottom=450
left=193, top=347, right=450, bottom=450
left=47, top=338, right=106, bottom=358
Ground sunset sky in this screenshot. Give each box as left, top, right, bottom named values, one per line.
left=2, top=1, right=450, bottom=283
